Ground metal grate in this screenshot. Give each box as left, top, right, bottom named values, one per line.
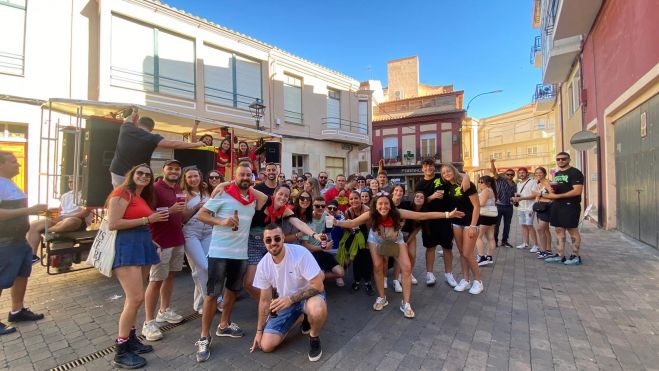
left=48, top=311, right=202, bottom=371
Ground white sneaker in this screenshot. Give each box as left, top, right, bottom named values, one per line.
left=392, top=280, right=403, bottom=293
left=469, top=280, right=484, bottom=294
left=437, top=249, right=444, bottom=256
left=410, top=274, right=418, bottom=285
left=426, top=272, right=437, bottom=286
left=454, top=279, right=471, bottom=292
left=383, top=278, right=388, bottom=289
left=336, top=278, right=345, bottom=287
left=156, top=307, right=183, bottom=324
left=373, top=297, right=388, bottom=311
left=529, top=245, right=540, bottom=253
left=516, top=243, right=528, bottom=249
left=142, top=320, right=163, bottom=341
left=445, top=273, right=458, bottom=288
left=399, top=301, right=415, bottom=319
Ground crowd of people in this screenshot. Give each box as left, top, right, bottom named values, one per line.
left=0, top=113, right=586, bottom=368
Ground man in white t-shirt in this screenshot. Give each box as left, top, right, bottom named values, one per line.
left=250, top=224, right=326, bottom=362
left=511, top=167, right=539, bottom=251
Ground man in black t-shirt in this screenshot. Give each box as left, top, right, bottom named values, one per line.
left=254, top=163, right=278, bottom=196
left=109, top=111, right=204, bottom=187
left=544, top=152, right=584, bottom=265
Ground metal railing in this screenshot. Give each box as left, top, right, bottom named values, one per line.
left=533, top=83, right=557, bottom=102
left=530, top=35, right=542, bottom=64
left=110, top=66, right=195, bottom=99
left=321, top=117, right=368, bottom=135
left=204, top=86, right=261, bottom=110
left=284, top=109, right=303, bottom=124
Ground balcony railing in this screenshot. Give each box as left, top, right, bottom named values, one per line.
left=530, top=35, right=542, bottom=65
left=533, top=83, right=557, bottom=102
left=321, top=117, right=368, bottom=135
left=284, top=110, right=303, bottom=124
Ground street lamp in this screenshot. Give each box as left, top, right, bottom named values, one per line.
left=249, top=98, right=266, bottom=131
left=465, top=89, right=503, bottom=112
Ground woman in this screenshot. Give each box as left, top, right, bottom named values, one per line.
left=337, top=191, right=374, bottom=295
left=207, top=170, right=224, bottom=189
left=360, top=189, right=372, bottom=207
left=180, top=167, right=213, bottom=314
left=442, top=164, right=483, bottom=294
left=277, top=173, right=286, bottom=186
left=335, top=192, right=464, bottom=318
left=533, top=167, right=554, bottom=258
left=368, top=179, right=380, bottom=194
left=389, top=184, right=415, bottom=292
left=235, top=140, right=257, bottom=175
left=107, top=164, right=168, bottom=368
left=216, top=139, right=231, bottom=178
left=476, top=176, right=497, bottom=267
left=393, top=190, right=425, bottom=292
left=304, top=177, right=322, bottom=199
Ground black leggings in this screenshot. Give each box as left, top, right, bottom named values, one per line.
left=352, top=248, right=373, bottom=283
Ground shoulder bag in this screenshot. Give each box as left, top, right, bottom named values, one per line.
left=376, top=226, right=400, bottom=257
left=86, top=217, right=117, bottom=277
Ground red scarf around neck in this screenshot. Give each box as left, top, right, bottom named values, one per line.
left=380, top=216, right=394, bottom=228
left=225, top=184, right=255, bottom=206
left=265, top=197, right=287, bottom=224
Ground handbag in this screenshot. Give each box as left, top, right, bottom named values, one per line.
left=532, top=202, right=551, bottom=213
left=480, top=205, right=498, bottom=217
left=376, top=227, right=400, bottom=257
left=86, top=218, right=117, bottom=277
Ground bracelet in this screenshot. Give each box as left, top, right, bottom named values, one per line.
left=256, top=329, right=264, bottom=332
left=142, top=217, right=148, bottom=225
left=444, top=212, right=449, bottom=219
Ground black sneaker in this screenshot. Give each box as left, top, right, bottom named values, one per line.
left=351, top=281, right=360, bottom=291
left=364, top=282, right=375, bottom=296
left=113, top=340, right=147, bottom=369
left=32, top=255, right=40, bottom=265
left=8, top=308, right=44, bottom=323
left=502, top=241, right=513, bottom=248
left=301, top=314, right=311, bottom=335
left=127, top=328, right=153, bottom=354
left=0, top=322, right=16, bottom=336
left=308, top=336, right=322, bottom=362
left=486, top=255, right=494, bottom=265
left=477, top=255, right=488, bottom=267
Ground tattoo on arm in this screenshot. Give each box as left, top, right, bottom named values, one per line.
left=290, top=287, right=321, bottom=303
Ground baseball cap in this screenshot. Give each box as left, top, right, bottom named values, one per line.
left=163, top=159, right=181, bottom=167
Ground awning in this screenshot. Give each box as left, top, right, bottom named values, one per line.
left=42, top=98, right=281, bottom=141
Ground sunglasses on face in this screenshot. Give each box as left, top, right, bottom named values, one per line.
left=318, top=176, right=327, bottom=179
left=505, top=173, right=515, bottom=177
left=278, top=175, right=285, bottom=178
left=208, top=175, right=221, bottom=180
left=556, top=157, right=569, bottom=161
left=478, top=181, right=484, bottom=184
left=135, top=171, right=152, bottom=178
left=327, top=206, right=338, bottom=211
left=299, top=196, right=311, bottom=202
left=313, top=204, right=326, bottom=209
left=264, top=235, right=282, bottom=244
left=297, top=179, right=304, bottom=182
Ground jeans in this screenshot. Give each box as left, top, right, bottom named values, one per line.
left=494, top=204, right=513, bottom=243
left=183, top=221, right=212, bottom=312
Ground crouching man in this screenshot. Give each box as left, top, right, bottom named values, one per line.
left=250, top=224, right=327, bottom=362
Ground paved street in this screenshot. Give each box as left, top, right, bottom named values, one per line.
left=1, top=220, right=658, bottom=371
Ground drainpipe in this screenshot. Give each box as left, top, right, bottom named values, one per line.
left=558, top=85, right=565, bottom=152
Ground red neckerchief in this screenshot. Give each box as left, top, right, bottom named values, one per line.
left=265, top=197, right=287, bottom=223
left=225, top=184, right=255, bottom=206
left=380, top=216, right=394, bottom=228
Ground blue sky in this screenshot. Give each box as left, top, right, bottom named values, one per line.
left=164, top=0, right=541, bottom=119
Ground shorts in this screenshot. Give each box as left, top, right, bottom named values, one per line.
left=536, top=203, right=552, bottom=222
left=0, top=239, right=32, bottom=289
left=149, top=245, right=185, bottom=281
left=113, top=226, right=160, bottom=269
left=311, top=251, right=339, bottom=272
left=367, top=229, right=404, bottom=245
left=478, top=215, right=497, bottom=226
left=248, top=234, right=268, bottom=266
left=206, top=257, right=248, bottom=296
left=264, top=292, right=326, bottom=337
left=421, top=219, right=453, bottom=249
left=550, top=201, right=581, bottom=229
left=518, top=210, right=535, bottom=226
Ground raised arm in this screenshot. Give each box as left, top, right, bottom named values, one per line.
left=251, top=187, right=269, bottom=209
left=158, top=139, right=206, bottom=149
left=399, top=208, right=464, bottom=220
left=334, top=211, right=371, bottom=229
left=0, top=203, right=47, bottom=220
left=284, top=214, right=321, bottom=241
left=490, top=159, right=500, bottom=179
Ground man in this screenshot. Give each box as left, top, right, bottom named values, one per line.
left=26, top=176, right=91, bottom=260
left=543, top=152, right=584, bottom=265
left=0, top=151, right=45, bottom=335
left=194, top=163, right=257, bottom=362
left=511, top=167, right=539, bottom=251
left=300, top=197, right=345, bottom=286
left=323, top=174, right=349, bottom=212
left=355, top=176, right=367, bottom=192
left=250, top=224, right=326, bottom=362
left=490, top=159, right=516, bottom=247
left=376, top=159, right=393, bottom=193
left=142, top=160, right=187, bottom=341
left=255, top=163, right=278, bottom=196
left=318, top=171, right=331, bottom=196
left=304, top=172, right=313, bottom=181
left=109, top=109, right=204, bottom=187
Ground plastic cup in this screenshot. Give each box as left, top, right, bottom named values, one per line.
left=156, top=207, right=169, bottom=220
left=550, top=182, right=558, bottom=192
left=325, top=215, right=334, bottom=229
left=176, top=193, right=186, bottom=203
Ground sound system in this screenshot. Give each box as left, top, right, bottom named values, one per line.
left=263, top=141, right=281, bottom=164
left=80, top=117, right=121, bottom=207
left=173, top=148, right=217, bottom=177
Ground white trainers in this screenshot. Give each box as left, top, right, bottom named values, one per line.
left=336, top=278, right=345, bottom=287
left=454, top=279, right=471, bottom=292
left=410, top=274, right=418, bottom=285
left=373, top=297, right=389, bottom=311
left=445, top=273, right=458, bottom=288
left=399, top=301, right=415, bottom=319
left=516, top=243, right=528, bottom=249
left=156, top=307, right=183, bottom=324
left=383, top=278, right=388, bottom=289
left=142, top=319, right=163, bottom=341
left=529, top=245, right=540, bottom=253
left=392, top=279, right=403, bottom=293
left=426, top=272, right=437, bottom=286
left=437, top=249, right=444, bottom=256
left=469, top=280, right=484, bottom=294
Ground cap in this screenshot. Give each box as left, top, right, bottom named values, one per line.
left=163, top=159, right=181, bottom=167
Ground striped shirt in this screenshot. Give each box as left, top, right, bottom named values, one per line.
left=203, top=191, right=256, bottom=259
left=495, top=177, right=516, bottom=206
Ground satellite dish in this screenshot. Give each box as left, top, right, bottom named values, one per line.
left=570, top=130, right=598, bottom=151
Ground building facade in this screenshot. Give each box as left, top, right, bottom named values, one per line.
left=0, top=0, right=372, bottom=204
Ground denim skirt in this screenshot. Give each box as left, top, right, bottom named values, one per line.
left=112, top=226, right=160, bottom=269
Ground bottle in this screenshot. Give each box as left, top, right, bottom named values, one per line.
left=270, top=288, right=279, bottom=318
left=232, top=210, right=239, bottom=231
left=320, top=233, right=328, bottom=249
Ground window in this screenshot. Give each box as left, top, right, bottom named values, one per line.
left=0, top=0, right=26, bottom=75
left=536, top=117, right=547, bottom=129
left=292, top=154, right=306, bottom=176
left=568, top=70, right=581, bottom=116
left=203, top=45, right=263, bottom=109
left=527, top=146, right=538, bottom=155
left=284, top=74, right=302, bottom=124
left=110, top=15, right=195, bottom=99
left=326, top=89, right=341, bottom=129
left=394, top=90, right=404, bottom=100
left=383, top=137, right=398, bottom=161
left=419, top=133, right=437, bottom=158
left=325, top=157, right=345, bottom=180
left=358, top=100, right=368, bottom=134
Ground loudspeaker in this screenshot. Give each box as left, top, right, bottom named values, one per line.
left=264, top=141, right=281, bottom=164
left=80, top=118, right=121, bottom=207
left=174, top=148, right=217, bottom=177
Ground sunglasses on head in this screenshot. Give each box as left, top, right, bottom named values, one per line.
left=264, top=235, right=282, bottom=244
left=375, top=191, right=390, bottom=197
left=313, top=204, right=326, bottom=209
left=135, top=170, right=152, bottom=178
left=299, top=196, right=311, bottom=202
left=208, top=175, right=221, bottom=180
left=556, top=157, right=569, bottom=161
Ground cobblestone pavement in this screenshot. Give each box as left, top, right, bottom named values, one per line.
left=1, top=220, right=658, bottom=371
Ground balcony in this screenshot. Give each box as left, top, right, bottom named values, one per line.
left=530, top=36, right=542, bottom=68
left=321, top=117, right=369, bottom=146
left=541, top=31, right=581, bottom=83
left=533, top=83, right=557, bottom=111
left=550, top=0, right=602, bottom=40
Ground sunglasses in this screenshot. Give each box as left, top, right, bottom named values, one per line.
left=318, top=176, right=327, bottom=179
left=327, top=206, right=338, bottom=211
left=556, top=157, right=569, bottom=161
left=264, top=235, right=282, bottom=244
left=135, top=171, right=152, bottom=178
left=478, top=181, right=484, bottom=184
left=505, top=173, right=515, bottom=177
left=278, top=175, right=285, bottom=178
left=297, top=179, right=304, bottom=182
left=298, top=196, right=311, bottom=202
left=313, top=204, right=326, bottom=209
left=208, top=175, right=221, bottom=180
left=375, top=191, right=390, bottom=197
